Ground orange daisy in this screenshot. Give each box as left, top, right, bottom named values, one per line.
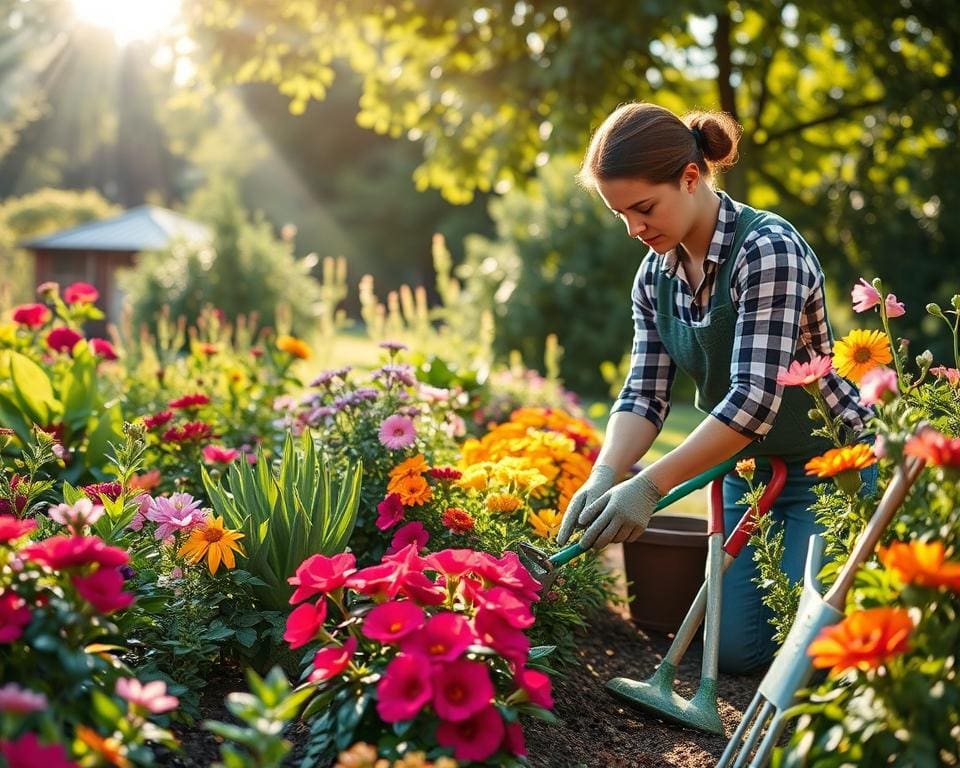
left=808, top=606, right=913, bottom=676
left=832, top=329, right=892, bottom=384
left=392, top=474, right=433, bottom=507
left=804, top=443, right=877, bottom=478
left=485, top=492, right=523, bottom=514
left=177, top=516, right=245, bottom=575
left=276, top=334, right=311, bottom=360
left=735, top=458, right=756, bottom=482
left=879, top=540, right=960, bottom=591
left=388, top=454, right=429, bottom=482
left=529, top=508, right=563, bottom=539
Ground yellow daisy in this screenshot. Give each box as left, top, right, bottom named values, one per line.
left=833, top=329, right=892, bottom=384
left=529, top=508, right=563, bottom=539
left=178, top=516, right=245, bottom=575
left=486, top=492, right=523, bottom=514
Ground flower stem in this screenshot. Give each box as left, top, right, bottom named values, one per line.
left=876, top=282, right=905, bottom=387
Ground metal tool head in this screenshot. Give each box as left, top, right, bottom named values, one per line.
left=607, top=663, right=724, bottom=735
left=516, top=541, right=558, bottom=591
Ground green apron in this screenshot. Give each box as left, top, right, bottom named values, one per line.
left=655, top=204, right=832, bottom=463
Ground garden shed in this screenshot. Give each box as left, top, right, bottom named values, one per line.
left=19, top=205, right=209, bottom=325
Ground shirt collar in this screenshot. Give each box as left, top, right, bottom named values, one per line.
left=660, top=191, right=739, bottom=275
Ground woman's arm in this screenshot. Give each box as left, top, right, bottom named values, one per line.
left=594, top=411, right=661, bottom=477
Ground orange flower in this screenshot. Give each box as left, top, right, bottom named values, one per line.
left=735, top=458, right=756, bottom=482
left=128, top=468, right=162, bottom=491
left=529, top=508, right=563, bottom=539
left=879, top=540, right=960, bottom=591
left=904, top=427, right=960, bottom=468
left=485, top=492, right=522, bottom=514
left=808, top=606, right=913, bottom=676
left=392, top=474, right=433, bottom=507
left=389, top=454, right=429, bottom=482
left=804, top=443, right=877, bottom=478
left=76, top=725, right=132, bottom=768
left=177, top=516, right=245, bottom=575
left=276, top=334, right=311, bottom=360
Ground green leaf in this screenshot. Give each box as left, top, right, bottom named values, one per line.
left=9, top=351, right=59, bottom=425
left=334, top=691, right=370, bottom=751
left=528, top=645, right=556, bottom=660
left=91, top=689, right=124, bottom=724
left=235, top=628, right=258, bottom=648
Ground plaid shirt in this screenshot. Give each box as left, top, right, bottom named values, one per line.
left=612, top=192, right=871, bottom=439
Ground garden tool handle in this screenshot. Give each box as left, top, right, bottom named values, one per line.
left=548, top=457, right=741, bottom=566
left=723, top=456, right=788, bottom=557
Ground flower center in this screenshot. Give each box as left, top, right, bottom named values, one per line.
left=448, top=684, right=465, bottom=703
left=390, top=621, right=403, bottom=633
left=853, top=347, right=874, bottom=363
left=429, top=642, right=447, bottom=655
left=203, top=528, right=224, bottom=543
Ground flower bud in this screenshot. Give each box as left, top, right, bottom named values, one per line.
left=952, top=295, right=960, bottom=311
left=926, top=302, right=944, bottom=318
left=916, top=350, right=934, bottom=375
left=808, top=408, right=824, bottom=422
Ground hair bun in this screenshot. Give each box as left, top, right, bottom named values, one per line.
left=685, top=111, right=742, bottom=171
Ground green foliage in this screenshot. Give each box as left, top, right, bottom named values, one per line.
left=202, top=431, right=363, bottom=611
left=121, top=179, right=321, bottom=335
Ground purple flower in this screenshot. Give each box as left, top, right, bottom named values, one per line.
left=310, top=367, right=352, bottom=387
left=379, top=341, right=408, bottom=353
left=353, top=387, right=379, bottom=402
left=379, top=414, right=416, bottom=450
left=373, top=364, right=417, bottom=387
left=146, top=493, right=207, bottom=540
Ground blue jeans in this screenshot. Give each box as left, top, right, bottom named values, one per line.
left=717, top=458, right=879, bottom=674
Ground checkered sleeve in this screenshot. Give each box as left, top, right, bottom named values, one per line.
left=611, top=257, right=675, bottom=430
left=712, top=227, right=817, bottom=438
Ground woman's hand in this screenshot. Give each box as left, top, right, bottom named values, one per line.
left=556, top=465, right=616, bottom=546
left=578, top=472, right=663, bottom=550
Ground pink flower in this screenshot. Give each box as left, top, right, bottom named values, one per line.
left=162, top=421, right=214, bottom=443
left=283, top=600, right=328, bottom=649
left=858, top=366, right=899, bottom=406
left=0, top=516, right=36, bottom=544
left=288, top=552, right=357, bottom=604
left=503, top=721, right=526, bottom=756
left=0, top=732, right=77, bottom=768
left=63, top=282, right=99, bottom=304
left=931, top=366, right=960, bottom=387
left=21, top=535, right=128, bottom=570
left=398, top=571, right=447, bottom=606
left=426, top=549, right=486, bottom=579
left=885, top=294, right=906, bottom=318
left=515, top=667, right=553, bottom=708
left=308, top=636, right=357, bottom=683
left=11, top=303, right=50, bottom=328
left=0, top=684, right=47, bottom=714
left=362, top=600, right=425, bottom=644
left=378, top=414, right=416, bottom=450
left=435, top=705, right=505, bottom=762
left=472, top=587, right=534, bottom=629
left=473, top=608, right=530, bottom=665
left=376, top=653, right=433, bottom=722
left=71, top=567, right=135, bottom=614
left=346, top=561, right=405, bottom=601
left=143, top=411, right=174, bottom=430
left=48, top=498, right=105, bottom=534
left=169, top=393, right=211, bottom=409
left=433, top=659, right=495, bottom=722
left=82, top=482, right=123, bottom=502
left=387, top=522, right=429, bottom=555
left=202, top=445, right=240, bottom=464
left=375, top=493, right=405, bottom=531
left=45, top=326, right=83, bottom=354
left=0, top=591, right=31, bottom=643
left=147, top=493, right=207, bottom=540
left=402, top=612, right=475, bottom=661
left=116, top=678, right=179, bottom=714
left=90, top=338, right=118, bottom=360
left=776, top=355, right=833, bottom=388
left=851, top=278, right=881, bottom=313
left=473, top=551, right=542, bottom=605
left=873, top=435, right=888, bottom=459
left=127, top=494, right=153, bottom=532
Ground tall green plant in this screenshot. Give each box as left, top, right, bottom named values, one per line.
left=202, top=431, right=362, bottom=612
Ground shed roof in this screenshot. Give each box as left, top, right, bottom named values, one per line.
left=20, top=205, right=210, bottom=252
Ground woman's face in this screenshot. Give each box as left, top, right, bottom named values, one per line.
left=595, top=169, right=699, bottom=254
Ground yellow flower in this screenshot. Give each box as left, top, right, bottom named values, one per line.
left=178, top=516, right=245, bottom=575
left=833, top=329, right=892, bottom=383
left=529, top=508, right=563, bottom=539
left=276, top=334, right=312, bottom=360
left=457, top=464, right=491, bottom=491
left=486, top=492, right=523, bottom=514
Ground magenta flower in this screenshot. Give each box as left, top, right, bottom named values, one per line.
left=168, top=393, right=211, bottom=409
left=362, top=600, right=425, bottom=645
left=398, top=571, right=447, bottom=606
left=436, top=705, right=505, bottom=762
left=308, top=636, right=357, bottom=683
left=147, top=493, right=207, bottom=540
left=858, top=366, right=899, bottom=406
left=90, top=338, right=118, bottom=360
left=776, top=355, right=833, bottom=388
left=426, top=549, right=486, bottom=579
left=0, top=516, right=36, bottom=544
left=201, top=445, right=240, bottom=464
left=387, top=522, right=429, bottom=555
left=885, top=293, right=906, bottom=318
left=45, top=326, right=83, bottom=354
left=0, top=683, right=47, bottom=714
left=473, top=551, right=542, bottom=605
left=515, top=667, right=554, bottom=708
left=376, top=652, right=433, bottom=722
left=284, top=600, right=328, bottom=649
left=71, top=567, right=135, bottom=614
left=345, top=561, right=406, bottom=602
left=378, top=414, right=416, bottom=450
left=472, top=586, right=535, bottom=629
left=503, top=721, right=527, bottom=757
left=48, top=498, right=104, bottom=534
left=11, top=303, right=50, bottom=328
left=375, top=493, right=405, bottom=531
left=116, top=678, right=179, bottom=714
left=63, top=281, right=99, bottom=304
left=20, top=535, right=128, bottom=570
left=403, top=612, right=475, bottom=661
left=288, top=552, right=357, bottom=604
left=473, top=608, right=530, bottom=665
left=0, top=592, right=31, bottom=644
left=851, top=278, right=881, bottom=313
left=127, top=494, right=153, bottom=532
left=0, top=732, right=76, bottom=768
left=432, top=659, right=495, bottom=722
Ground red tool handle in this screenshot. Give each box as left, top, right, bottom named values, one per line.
left=723, top=456, right=788, bottom=557
left=708, top=478, right=725, bottom=536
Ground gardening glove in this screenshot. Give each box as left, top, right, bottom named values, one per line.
left=556, top=464, right=616, bottom=546
left=578, top=472, right=663, bottom=551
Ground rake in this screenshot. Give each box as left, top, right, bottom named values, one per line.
left=717, top=456, right=925, bottom=767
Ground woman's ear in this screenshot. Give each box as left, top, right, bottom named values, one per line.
left=681, top=162, right=701, bottom=193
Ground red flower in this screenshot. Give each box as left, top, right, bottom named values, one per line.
left=162, top=421, right=214, bottom=443
left=90, top=338, right=118, bottom=360
left=376, top=652, right=433, bottom=722
left=0, top=475, right=28, bottom=518
left=0, top=515, right=36, bottom=543
left=435, top=705, right=505, bottom=762
left=502, top=721, right=526, bottom=757
left=21, top=535, right=129, bottom=571
left=345, top=561, right=405, bottom=601
left=402, top=612, right=475, bottom=662
left=11, top=304, right=50, bottom=328
left=429, top=466, right=463, bottom=481
left=168, top=393, right=211, bottom=410
left=71, top=567, right=135, bottom=614
left=82, top=482, right=123, bottom=502
left=0, top=732, right=77, bottom=768
left=473, top=608, right=530, bottom=665
left=432, top=659, right=495, bottom=722
left=426, top=549, right=487, bottom=579
left=0, top=591, right=31, bottom=643
left=397, top=571, right=447, bottom=606
left=308, top=636, right=357, bottom=683
left=904, top=427, right=960, bottom=468
left=362, top=600, right=425, bottom=644
left=375, top=493, right=405, bottom=531
left=201, top=445, right=240, bottom=464
left=288, top=552, right=357, bottom=604
left=45, top=327, right=83, bottom=354
left=471, top=586, right=534, bottom=629
left=63, top=282, right=99, bottom=304
left=143, top=411, right=174, bottom=430
left=442, top=507, right=475, bottom=534
left=515, top=666, right=553, bottom=708
left=283, top=600, right=328, bottom=649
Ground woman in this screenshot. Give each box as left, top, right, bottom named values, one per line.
left=556, top=103, right=873, bottom=673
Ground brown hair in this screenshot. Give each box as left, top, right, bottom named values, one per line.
left=577, top=103, right=742, bottom=188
